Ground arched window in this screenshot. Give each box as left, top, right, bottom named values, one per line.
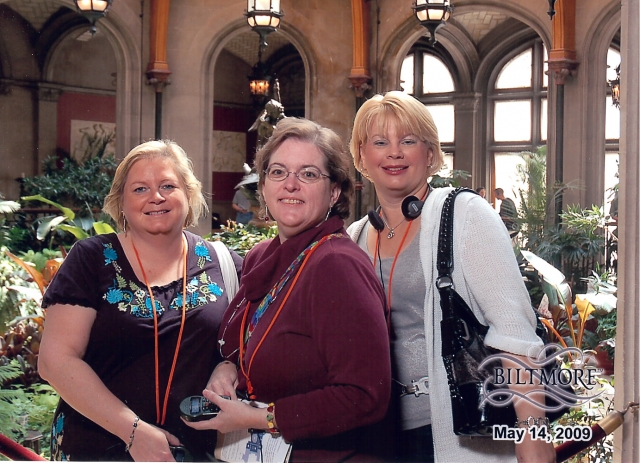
left=605, top=47, right=620, bottom=215
left=401, top=45, right=455, bottom=177
left=489, top=39, right=547, bottom=206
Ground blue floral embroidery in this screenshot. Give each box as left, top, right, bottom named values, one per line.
left=102, top=238, right=225, bottom=316
left=51, top=412, right=68, bottom=461
left=103, top=243, right=118, bottom=265
left=208, top=282, right=223, bottom=297
left=105, top=288, right=124, bottom=304
left=194, top=241, right=212, bottom=268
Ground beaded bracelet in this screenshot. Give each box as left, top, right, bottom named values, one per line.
left=266, top=403, right=281, bottom=438
left=124, top=416, right=140, bottom=452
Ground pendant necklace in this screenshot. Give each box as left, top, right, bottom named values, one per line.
left=131, top=234, right=188, bottom=425
left=380, top=213, right=406, bottom=239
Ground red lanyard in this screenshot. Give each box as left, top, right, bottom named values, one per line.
left=131, top=236, right=187, bottom=425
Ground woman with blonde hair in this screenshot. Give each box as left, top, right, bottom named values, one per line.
left=39, top=140, right=242, bottom=461
left=347, top=91, right=555, bottom=463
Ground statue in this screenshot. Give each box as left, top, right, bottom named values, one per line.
left=249, top=80, right=286, bottom=150
left=249, top=99, right=286, bottom=150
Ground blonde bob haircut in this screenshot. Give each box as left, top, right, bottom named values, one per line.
left=254, top=117, right=354, bottom=220
left=103, top=140, right=208, bottom=230
left=349, top=90, right=445, bottom=181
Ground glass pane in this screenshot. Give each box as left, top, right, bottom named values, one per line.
left=401, top=55, right=414, bottom=95
left=605, top=96, right=620, bottom=140
left=423, top=55, right=454, bottom=93
left=604, top=152, right=619, bottom=216
left=541, top=98, right=547, bottom=141
left=606, top=49, right=621, bottom=82
left=494, top=153, right=526, bottom=212
left=425, top=104, right=455, bottom=143
left=496, top=49, right=532, bottom=89
left=543, top=46, right=548, bottom=88
left=494, top=100, right=531, bottom=142
left=434, top=153, right=454, bottom=178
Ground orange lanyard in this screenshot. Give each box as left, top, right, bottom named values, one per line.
left=373, top=220, right=413, bottom=313
left=238, top=237, right=328, bottom=400
left=131, top=236, right=187, bottom=425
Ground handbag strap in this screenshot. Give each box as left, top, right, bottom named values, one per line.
left=210, top=240, right=239, bottom=300
left=436, top=187, right=478, bottom=284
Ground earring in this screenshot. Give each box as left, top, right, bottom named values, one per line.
left=122, top=216, right=127, bottom=235
left=265, top=206, right=270, bottom=221
left=325, top=206, right=332, bottom=221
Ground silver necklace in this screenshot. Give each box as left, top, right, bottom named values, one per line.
left=380, top=213, right=406, bottom=239
left=218, top=297, right=245, bottom=359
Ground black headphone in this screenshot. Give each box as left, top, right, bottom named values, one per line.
left=367, top=207, right=385, bottom=232
left=401, top=195, right=424, bottom=220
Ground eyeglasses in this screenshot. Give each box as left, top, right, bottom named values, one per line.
left=265, top=164, right=331, bottom=184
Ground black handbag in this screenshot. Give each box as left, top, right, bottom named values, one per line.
left=436, top=187, right=575, bottom=436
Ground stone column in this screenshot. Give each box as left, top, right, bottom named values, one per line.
left=36, top=84, right=63, bottom=173
left=452, top=93, right=480, bottom=187
left=615, top=0, right=640, bottom=461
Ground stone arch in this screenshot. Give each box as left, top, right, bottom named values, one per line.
left=582, top=4, right=622, bottom=209
left=42, top=0, right=142, bottom=159
left=198, top=18, right=316, bottom=215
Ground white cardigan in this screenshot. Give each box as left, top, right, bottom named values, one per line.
left=348, top=187, right=543, bottom=462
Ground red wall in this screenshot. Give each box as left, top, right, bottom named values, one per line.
left=212, top=105, right=257, bottom=201
left=57, top=92, right=116, bottom=154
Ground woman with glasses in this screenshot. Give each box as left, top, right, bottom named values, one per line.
left=185, top=118, right=391, bottom=461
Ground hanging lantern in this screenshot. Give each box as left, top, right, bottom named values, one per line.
left=412, top=0, right=453, bottom=45
left=74, top=0, right=113, bottom=35
left=245, top=0, right=284, bottom=50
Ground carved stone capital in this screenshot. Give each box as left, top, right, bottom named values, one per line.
left=37, top=85, right=63, bottom=102
left=452, top=93, right=481, bottom=112
left=547, top=59, right=579, bottom=85
left=146, top=68, right=172, bottom=93
left=348, top=74, right=372, bottom=99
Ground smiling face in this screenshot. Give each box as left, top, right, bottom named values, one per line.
left=261, top=138, right=341, bottom=242
left=121, top=157, right=189, bottom=237
left=360, top=118, right=433, bottom=201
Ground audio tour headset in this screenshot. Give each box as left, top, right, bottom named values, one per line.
left=367, top=194, right=426, bottom=230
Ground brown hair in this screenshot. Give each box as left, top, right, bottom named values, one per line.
left=254, top=117, right=353, bottom=219
left=349, top=91, right=445, bottom=181
left=103, top=140, right=208, bottom=230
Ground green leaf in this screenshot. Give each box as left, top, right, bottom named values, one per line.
left=36, top=216, right=67, bottom=240
left=57, top=224, right=90, bottom=240
left=93, top=221, right=116, bottom=235
left=21, top=195, right=75, bottom=220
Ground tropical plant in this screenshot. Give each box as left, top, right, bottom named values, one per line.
left=0, top=196, right=21, bottom=250
left=21, top=153, right=116, bottom=211
left=536, top=205, right=606, bottom=293
left=0, top=361, right=25, bottom=440
left=0, top=249, right=42, bottom=330
left=430, top=169, right=471, bottom=188
left=521, top=250, right=616, bottom=366
left=208, top=221, right=278, bottom=257
left=20, top=195, right=115, bottom=248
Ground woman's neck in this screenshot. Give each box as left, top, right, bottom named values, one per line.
left=377, top=182, right=430, bottom=224
left=121, top=230, right=186, bottom=286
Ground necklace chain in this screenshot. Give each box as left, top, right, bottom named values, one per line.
left=380, top=213, right=406, bottom=239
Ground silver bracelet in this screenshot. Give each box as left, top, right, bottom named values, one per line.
left=514, top=416, right=550, bottom=429
left=124, top=416, right=140, bottom=453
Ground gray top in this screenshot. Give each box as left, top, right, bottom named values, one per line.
left=357, top=224, right=431, bottom=430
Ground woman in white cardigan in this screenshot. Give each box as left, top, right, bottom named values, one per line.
left=347, top=91, right=555, bottom=463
